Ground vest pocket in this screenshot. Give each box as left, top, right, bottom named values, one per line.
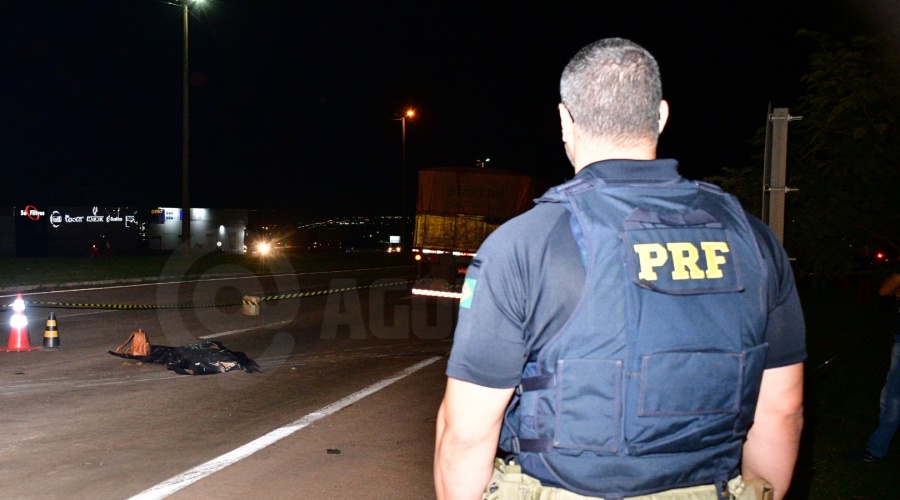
left=627, top=351, right=741, bottom=455
left=554, top=358, right=622, bottom=454
left=639, top=351, right=741, bottom=416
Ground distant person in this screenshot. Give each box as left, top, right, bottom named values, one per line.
left=434, top=38, right=806, bottom=500
left=846, top=271, right=900, bottom=463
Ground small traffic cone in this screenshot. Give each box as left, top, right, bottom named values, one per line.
left=1, top=294, right=40, bottom=352
left=43, top=312, right=60, bottom=348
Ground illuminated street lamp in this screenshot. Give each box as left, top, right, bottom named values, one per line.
left=398, top=108, right=415, bottom=247
left=178, top=0, right=203, bottom=254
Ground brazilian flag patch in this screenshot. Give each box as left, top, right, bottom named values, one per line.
left=459, top=278, right=476, bottom=309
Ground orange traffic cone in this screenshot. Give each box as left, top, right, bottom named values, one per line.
left=43, top=312, right=60, bottom=348
left=1, top=294, right=41, bottom=352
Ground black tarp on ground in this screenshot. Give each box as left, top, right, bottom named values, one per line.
left=109, top=341, right=262, bottom=375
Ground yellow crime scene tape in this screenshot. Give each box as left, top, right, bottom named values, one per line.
left=1, top=280, right=413, bottom=310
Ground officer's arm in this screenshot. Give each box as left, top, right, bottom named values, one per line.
left=435, top=377, right=514, bottom=500
left=741, top=362, right=804, bottom=500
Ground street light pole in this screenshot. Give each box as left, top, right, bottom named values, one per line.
left=181, top=0, right=191, bottom=255
left=399, top=108, right=414, bottom=248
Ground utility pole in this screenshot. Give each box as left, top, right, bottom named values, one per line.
left=181, top=0, right=191, bottom=255
left=762, top=107, right=801, bottom=243
left=398, top=108, right=414, bottom=249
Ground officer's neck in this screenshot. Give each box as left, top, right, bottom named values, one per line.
left=571, top=140, right=658, bottom=174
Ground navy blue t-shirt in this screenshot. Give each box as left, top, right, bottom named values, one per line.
left=447, top=160, right=807, bottom=389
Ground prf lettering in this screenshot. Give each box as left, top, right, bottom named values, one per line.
left=634, top=242, right=730, bottom=281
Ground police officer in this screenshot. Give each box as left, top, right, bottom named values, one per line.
left=845, top=272, right=900, bottom=463
left=435, top=38, right=806, bottom=500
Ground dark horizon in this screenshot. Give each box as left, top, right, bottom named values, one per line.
left=2, top=1, right=891, bottom=218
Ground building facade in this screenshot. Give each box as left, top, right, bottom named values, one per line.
left=9, top=205, right=247, bottom=256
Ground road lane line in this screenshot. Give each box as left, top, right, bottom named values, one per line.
left=58, top=309, right=119, bottom=318
left=8, top=307, right=118, bottom=318
left=129, top=355, right=442, bottom=500
left=0, top=266, right=413, bottom=298
left=199, top=319, right=293, bottom=339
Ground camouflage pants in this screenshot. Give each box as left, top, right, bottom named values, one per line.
left=482, top=459, right=773, bottom=500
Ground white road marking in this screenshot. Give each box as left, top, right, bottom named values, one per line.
left=199, top=320, right=293, bottom=339
left=57, top=309, right=120, bottom=318
left=0, top=266, right=410, bottom=298
left=0, top=309, right=117, bottom=319
left=128, top=356, right=442, bottom=500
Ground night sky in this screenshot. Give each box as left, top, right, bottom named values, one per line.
left=2, top=1, right=888, bottom=220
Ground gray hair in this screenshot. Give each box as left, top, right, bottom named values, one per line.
left=559, top=38, right=663, bottom=146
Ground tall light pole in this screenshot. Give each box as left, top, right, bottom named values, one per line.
left=400, top=108, right=414, bottom=248
left=180, top=0, right=203, bottom=255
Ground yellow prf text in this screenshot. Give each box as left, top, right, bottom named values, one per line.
left=634, top=242, right=730, bottom=281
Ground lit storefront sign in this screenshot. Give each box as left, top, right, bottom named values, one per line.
left=18, top=205, right=45, bottom=221
left=147, top=208, right=183, bottom=224
left=46, top=207, right=138, bottom=229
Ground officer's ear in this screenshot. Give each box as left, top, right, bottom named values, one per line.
left=658, top=100, right=669, bottom=135
left=559, top=103, right=575, bottom=144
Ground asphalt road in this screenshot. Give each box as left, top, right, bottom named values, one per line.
left=0, top=266, right=455, bottom=499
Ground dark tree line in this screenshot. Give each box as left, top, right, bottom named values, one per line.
left=709, top=31, right=900, bottom=278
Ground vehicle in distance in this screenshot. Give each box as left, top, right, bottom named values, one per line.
left=412, top=166, right=548, bottom=298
